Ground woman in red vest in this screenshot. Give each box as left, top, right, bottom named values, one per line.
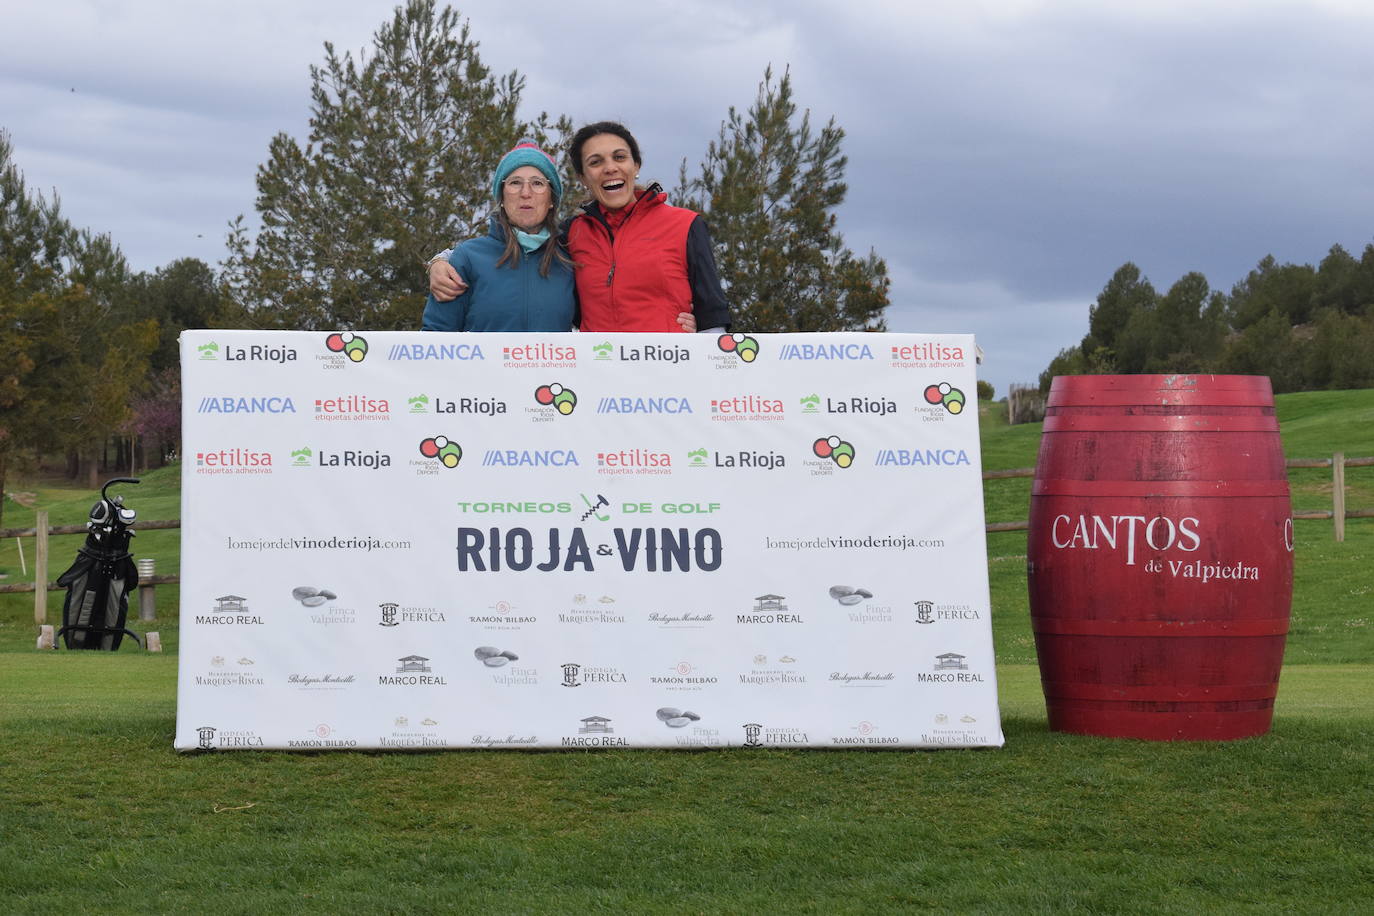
left=429, top=122, right=731, bottom=333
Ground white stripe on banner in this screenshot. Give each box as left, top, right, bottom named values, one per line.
left=174, top=331, right=1002, bottom=751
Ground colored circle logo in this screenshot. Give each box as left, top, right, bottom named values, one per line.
left=325, top=332, right=368, bottom=362
left=717, top=333, right=760, bottom=363
left=813, top=435, right=856, bottom=468
left=534, top=383, right=577, bottom=415
left=418, top=436, right=462, bottom=468
left=924, top=382, right=965, bottom=415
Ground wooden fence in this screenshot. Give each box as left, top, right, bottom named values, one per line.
left=4, top=455, right=1370, bottom=624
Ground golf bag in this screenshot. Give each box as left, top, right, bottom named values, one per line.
left=55, top=477, right=142, bottom=650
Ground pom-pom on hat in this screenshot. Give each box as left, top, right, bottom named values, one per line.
left=492, top=139, right=562, bottom=204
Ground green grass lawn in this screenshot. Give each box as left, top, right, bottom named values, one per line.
left=2, top=391, right=1372, bottom=913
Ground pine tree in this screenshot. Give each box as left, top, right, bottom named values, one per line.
left=224, top=0, right=569, bottom=330
left=677, top=67, right=888, bottom=332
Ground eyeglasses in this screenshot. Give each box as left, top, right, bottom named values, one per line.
left=504, top=177, right=551, bottom=194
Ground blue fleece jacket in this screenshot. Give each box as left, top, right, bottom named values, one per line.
left=421, top=217, right=575, bottom=332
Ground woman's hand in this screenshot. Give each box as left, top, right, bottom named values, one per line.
left=676, top=311, right=697, bottom=333
left=430, top=260, right=469, bottom=300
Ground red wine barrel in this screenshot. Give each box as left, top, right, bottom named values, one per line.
left=1027, top=375, right=1293, bottom=740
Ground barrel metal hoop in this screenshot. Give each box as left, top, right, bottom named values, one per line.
left=1042, top=414, right=1279, bottom=432
left=1031, top=478, right=1291, bottom=498
left=1032, top=617, right=1291, bottom=637
left=1040, top=681, right=1279, bottom=702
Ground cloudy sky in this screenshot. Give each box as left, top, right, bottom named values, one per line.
left=4, top=0, right=1372, bottom=394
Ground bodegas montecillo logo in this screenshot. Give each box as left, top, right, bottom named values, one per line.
left=418, top=435, right=463, bottom=468
left=716, top=333, right=760, bottom=363
left=533, top=382, right=577, bottom=415
left=323, top=331, right=368, bottom=362
left=811, top=435, right=857, bottom=469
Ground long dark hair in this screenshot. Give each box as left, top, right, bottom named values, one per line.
left=493, top=206, right=572, bottom=277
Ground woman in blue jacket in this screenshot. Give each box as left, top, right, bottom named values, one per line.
left=421, top=140, right=576, bottom=332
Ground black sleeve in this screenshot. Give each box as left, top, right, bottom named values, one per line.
left=685, top=216, right=732, bottom=331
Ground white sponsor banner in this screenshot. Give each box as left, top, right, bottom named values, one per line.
left=175, top=331, right=1002, bottom=750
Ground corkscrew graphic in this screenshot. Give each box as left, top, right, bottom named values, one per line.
left=580, top=492, right=610, bottom=522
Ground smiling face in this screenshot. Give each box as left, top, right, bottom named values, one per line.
left=501, top=165, right=553, bottom=230
left=579, top=133, right=641, bottom=211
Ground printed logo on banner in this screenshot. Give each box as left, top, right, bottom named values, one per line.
left=647, top=608, right=716, bottom=629
left=777, top=341, right=872, bottom=362
left=286, top=672, right=357, bottom=691
left=714, top=333, right=760, bottom=364
left=741, top=722, right=810, bottom=747
left=287, top=723, right=359, bottom=749
left=655, top=706, right=703, bottom=729
left=799, top=393, right=821, bottom=414
left=691, top=447, right=786, bottom=471
left=481, top=448, right=579, bottom=468
left=206, top=341, right=298, bottom=363
left=709, top=393, right=784, bottom=422
left=456, top=524, right=723, bottom=573
left=917, top=653, right=987, bottom=684
left=921, top=382, right=967, bottom=416
left=387, top=340, right=483, bottom=362
left=470, top=734, right=541, bottom=748
left=379, top=655, right=448, bottom=686
left=558, top=593, right=625, bottom=625
left=737, top=593, right=804, bottom=625
left=527, top=383, right=577, bottom=421
left=313, top=393, right=390, bottom=421
left=502, top=342, right=576, bottom=368
left=197, top=395, right=296, bottom=415
left=564, top=715, right=629, bottom=747
left=808, top=435, right=856, bottom=474
left=376, top=601, right=446, bottom=626
left=872, top=446, right=971, bottom=468
left=382, top=716, right=448, bottom=749
left=597, top=447, right=672, bottom=476
left=468, top=598, right=537, bottom=630
left=592, top=341, right=614, bottom=361
left=193, top=655, right=264, bottom=687
left=476, top=646, right=537, bottom=686
left=832, top=721, right=901, bottom=746
left=290, top=586, right=355, bottom=626
left=415, top=436, right=462, bottom=473
left=914, top=600, right=983, bottom=625
left=323, top=332, right=368, bottom=364
left=649, top=660, right=719, bottom=691
left=559, top=662, right=628, bottom=688
left=195, top=595, right=264, bottom=627
left=195, top=448, right=274, bottom=475
left=663, top=709, right=725, bottom=747
left=740, top=653, right=806, bottom=686
left=889, top=341, right=967, bottom=370
left=925, top=713, right=983, bottom=746
left=194, top=726, right=265, bottom=750
left=612, top=343, right=691, bottom=364
left=817, top=395, right=898, bottom=417
left=408, top=392, right=507, bottom=416
left=595, top=395, right=693, bottom=415
left=293, top=444, right=394, bottom=470
left=826, top=585, right=894, bottom=624
left=828, top=671, right=897, bottom=687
